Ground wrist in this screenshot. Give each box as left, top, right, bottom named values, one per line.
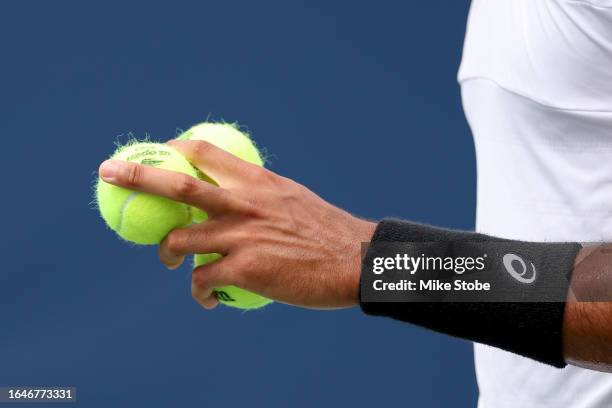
left=343, top=218, right=377, bottom=306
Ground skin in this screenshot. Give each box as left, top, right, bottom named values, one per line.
left=99, top=140, right=612, bottom=372
left=99, top=140, right=376, bottom=310
left=564, top=245, right=612, bottom=371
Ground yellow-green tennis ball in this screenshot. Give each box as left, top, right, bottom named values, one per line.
left=96, top=142, right=199, bottom=245
left=177, top=122, right=264, bottom=166
left=194, top=253, right=273, bottom=310
left=177, top=122, right=264, bottom=223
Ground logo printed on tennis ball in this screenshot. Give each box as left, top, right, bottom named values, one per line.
left=96, top=142, right=199, bottom=245
left=182, top=122, right=273, bottom=310
left=214, top=291, right=235, bottom=302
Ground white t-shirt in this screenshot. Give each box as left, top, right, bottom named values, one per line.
left=458, top=0, right=612, bottom=407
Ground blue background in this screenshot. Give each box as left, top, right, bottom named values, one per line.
left=0, top=1, right=477, bottom=406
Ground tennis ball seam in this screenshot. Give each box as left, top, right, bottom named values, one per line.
left=116, top=191, right=140, bottom=233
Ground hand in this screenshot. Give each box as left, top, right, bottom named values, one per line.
left=98, top=140, right=376, bottom=310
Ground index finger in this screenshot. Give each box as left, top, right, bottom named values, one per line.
left=167, top=140, right=263, bottom=188
left=98, top=159, right=241, bottom=215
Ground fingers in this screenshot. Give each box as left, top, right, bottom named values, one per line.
left=191, top=256, right=236, bottom=310
left=167, top=140, right=265, bottom=188
left=99, top=159, right=241, bottom=215
left=158, top=222, right=232, bottom=269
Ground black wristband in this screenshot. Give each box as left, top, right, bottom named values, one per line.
left=360, top=219, right=581, bottom=368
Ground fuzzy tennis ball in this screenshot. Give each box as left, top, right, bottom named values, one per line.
left=177, top=122, right=264, bottom=166
left=194, top=253, right=273, bottom=310
left=96, top=142, right=199, bottom=245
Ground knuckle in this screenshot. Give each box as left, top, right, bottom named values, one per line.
left=192, top=268, right=209, bottom=289
left=192, top=140, right=215, bottom=157
left=164, top=230, right=188, bottom=254
left=124, top=162, right=143, bottom=187
left=193, top=262, right=227, bottom=287
left=192, top=225, right=209, bottom=243
left=232, top=252, right=255, bottom=277
left=239, top=196, right=264, bottom=217
left=231, top=228, right=258, bottom=246
left=224, top=264, right=239, bottom=284
left=253, top=167, right=276, bottom=185
left=173, top=174, right=200, bottom=199
left=246, top=197, right=262, bottom=211
left=277, top=174, right=297, bottom=188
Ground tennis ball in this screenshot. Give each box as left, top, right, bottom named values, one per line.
left=194, top=253, right=273, bottom=310
left=177, top=122, right=264, bottom=166
left=177, top=122, right=264, bottom=223
left=96, top=142, right=199, bottom=245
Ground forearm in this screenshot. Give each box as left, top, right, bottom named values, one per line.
left=563, top=244, right=612, bottom=371
left=564, top=302, right=612, bottom=371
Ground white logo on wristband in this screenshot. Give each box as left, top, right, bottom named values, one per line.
left=502, top=253, right=536, bottom=283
